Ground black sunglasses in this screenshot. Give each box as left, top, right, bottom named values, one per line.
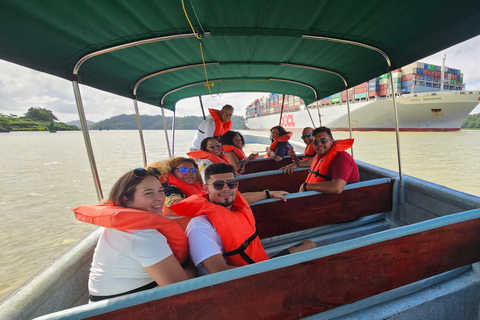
left=133, top=167, right=160, bottom=178
left=312, top=138, right=332, bottom=146
left=301, top=133, right=312, bottom=140
left=207, top=179, right=238, bottom=190
left=175, top=167, right=198, bottom=174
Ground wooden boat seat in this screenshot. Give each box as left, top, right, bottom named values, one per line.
left=250, top=178, right=394, bottom=239
left=243, top=156, right=296, bottom=174
left=237, top=167, right=310, bottom=194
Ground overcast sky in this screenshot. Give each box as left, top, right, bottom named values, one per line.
left=1, top=35, right=480, bottom=123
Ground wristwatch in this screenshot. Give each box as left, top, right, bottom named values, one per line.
left=264, top=189, right=271, bottom=199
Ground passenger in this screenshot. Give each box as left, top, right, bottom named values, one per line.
left=187, top=137, right=231, bottom=182
left=298, top=126, right=359, bottom=194
left=287, top=126, right=316, bottom=163
left=265, top=125, right=293, bottom=161
left=81, top=168, right=191, bottom=302
left=191, top=104, right=234, bottom=150
left=169, top=163, right=317, bottom=275
left=148, top=158, right=203, bottom=214
left=220, top=131, right=258, bottom=174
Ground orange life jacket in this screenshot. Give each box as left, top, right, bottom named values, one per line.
left=187, top=149, right=231, bottom=165
left=265, top=132, right=293, bottom=158
left=169, top=192, right=269, bottom=266
left=222, top=145, right=247, bottom=161
left=72, top=204, right=189, bottom=264
left=305, top=139, right=354, bottom=183
left=209, top=109, right=232, bottom=137
left=303, top=142, right=315, bottom=158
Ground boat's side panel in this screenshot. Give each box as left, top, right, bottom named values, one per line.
left=252, top=181, right=393, bottom=238
left=81, top=215, right=480, bottom=320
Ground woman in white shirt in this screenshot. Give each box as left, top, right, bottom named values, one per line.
left=87, top=167, right=190, bottom=301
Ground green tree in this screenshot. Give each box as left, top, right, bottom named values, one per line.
left=24, top=106, right=58, bottom=122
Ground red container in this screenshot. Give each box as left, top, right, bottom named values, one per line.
left=379, top=84, right=388, bottom=90
left=368, top=91, right=377, bottom=97
left=401, top=74, right=413, bottom=81
left=355, top=87, right=367, bottom=93
left=321, top=99, right=331, bottom=105
left=378, top=89, right=388, bottom=96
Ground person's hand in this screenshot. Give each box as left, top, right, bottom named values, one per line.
left=287, top=145, right=297, bottom=161
left=282, top=163, right=297, bottom=175
left=270, top=190, right=289, bottom=202
left=248, top=153, right=259, bottom=160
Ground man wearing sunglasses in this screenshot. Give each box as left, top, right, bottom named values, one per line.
left=298, top=127, right=359, bottom=194
left=170, top=163, right=316, bottom=275
left=191, top=105, right=234, bottom=150
left=286, top=126, right=316, bottom=165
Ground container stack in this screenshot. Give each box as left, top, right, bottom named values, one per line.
left=245, top=93, right=305, bottom=118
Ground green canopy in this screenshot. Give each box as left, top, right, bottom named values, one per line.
left=1, top=0, right=480, bottom=111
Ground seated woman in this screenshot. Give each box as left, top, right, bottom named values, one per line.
left=150, top=157, right=203, bottom=213
left=75, top=168, right=191, bottom=301
left=187, top=137, right=231, bottom=182
left=220, top=131, right=258, bottom=174
left=265, top=125, right=293, bottom=162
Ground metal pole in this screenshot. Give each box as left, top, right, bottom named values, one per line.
left=72, top=81, right=103, bottom=202
left=278, top=94, right=285, bottom=126
left=345, top=88, right=353, bottom=157
left=315, top=100, right=322, bottom=127
left=306, top=103, right=315, bottom=127
left=172, top=109, right=176, bottom=157
left=389, top=70, right=403, bottom=180
left=133, top=98, right=147, bottom=167
left=199, top=96, right=206, bottom=120
left=161, top=107, right=172, bottom=158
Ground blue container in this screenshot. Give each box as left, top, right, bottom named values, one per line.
left=402, top=81, right=412, bottom=87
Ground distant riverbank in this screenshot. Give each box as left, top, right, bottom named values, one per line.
left=0, top=117, right=78, bottom=132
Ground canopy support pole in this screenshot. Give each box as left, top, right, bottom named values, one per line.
left=315, top=100, right=322, bottom=127
left=345, top=88, right=354, bottom=158
left=306, top=104, right=315, bottom=127
left=389, top=71, right=403, bottom=180
left=172, top=109, right=176, bottom=157
left=72, top=81, right=103, bottom=202
left=278, top=94, right=285, bottom=126
left=133, top=98, right=147, bottom=167
left=161, top=107, right=172, bottom=158
left=199, top=96, right=206, bottom=120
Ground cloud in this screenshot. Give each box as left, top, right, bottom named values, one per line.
left=2, top=34, right=480, bottom=120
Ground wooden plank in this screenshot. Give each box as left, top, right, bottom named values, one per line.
left=86, top=216, right=480, bottom=320
left=243, top=157, right=293, bottom=174
left=238, top=170, right=309, bottom=193
left=253, top=182, right=393, bottom=238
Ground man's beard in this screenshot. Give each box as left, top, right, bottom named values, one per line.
left=219, top=198, right=234, bottom=208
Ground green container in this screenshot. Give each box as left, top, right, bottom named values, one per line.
left=331, top=97, right=341, bottom=103
left=379, top=73, right=390, bottom=79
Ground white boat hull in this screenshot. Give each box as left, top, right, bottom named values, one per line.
left=245, top=91, right=480, bottom=131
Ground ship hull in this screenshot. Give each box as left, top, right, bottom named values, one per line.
left=245, top=91, right=480, bottom=131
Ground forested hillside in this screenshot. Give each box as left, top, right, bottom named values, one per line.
left=461, top=113, right=480, bottom=129
left=89, top=114, right=248, bottom=130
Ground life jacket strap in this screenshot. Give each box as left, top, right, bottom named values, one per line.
left=308, top=169, right=332, bottom=181
left=223, top=229, right=258, bottom=264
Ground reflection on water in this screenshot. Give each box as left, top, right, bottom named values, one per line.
left=0, top=129, right=479, bottom=300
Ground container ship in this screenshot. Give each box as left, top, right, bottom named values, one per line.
left=245, top=60, right=480, bottom=131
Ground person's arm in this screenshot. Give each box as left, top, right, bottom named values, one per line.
left=144, top=254, right=190, bottom=286
left=299, top=179, right=347, bottom=194
left=287, top=145, right=298, bottom=162
left=242, top=190, right=289, bottom=204
left=201, top=254, right=237, bottom=273
left=224, top=151, right=241, bottom=172
left=281, top=156, right=314, bottom=175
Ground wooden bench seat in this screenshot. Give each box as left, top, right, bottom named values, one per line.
left=237, top=167, right=309, bottom=193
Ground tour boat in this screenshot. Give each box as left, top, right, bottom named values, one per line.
left=1, top=1, right=480, bottom=319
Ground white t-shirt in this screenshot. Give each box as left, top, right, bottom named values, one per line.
left=191, top=118, right=216, bottom=150
left=185, top=215, right=223, bottom=276
left=88, top=228, right=173, bottom=296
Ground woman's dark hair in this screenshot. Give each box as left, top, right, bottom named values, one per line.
left=105, top=167, right=160, bottom=207
left=270, top=125, right=289, bottom=142
left=220, top=131, right=240, bottom=146
left=200, top=137, right=219, bottom=151
left=236, top=131, right=246, bottom=147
